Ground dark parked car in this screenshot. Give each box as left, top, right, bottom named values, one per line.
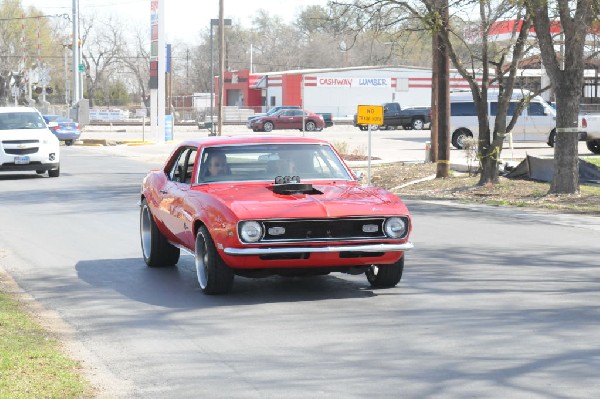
left=249, top=109, right=325, bottom=132
left=43, top=115, right=81, bottom=146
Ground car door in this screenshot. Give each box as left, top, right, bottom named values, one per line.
left=278, top=109, right=298, bottom=129
left=524, top=101, right=554, bottom=142
left=158, top=147, right=196, bottom=247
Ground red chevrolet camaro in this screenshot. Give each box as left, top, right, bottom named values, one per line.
left=140, top=135, right=413, bottom=294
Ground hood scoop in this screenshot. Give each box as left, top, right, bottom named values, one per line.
left=272, top=182, right=322, bottom=195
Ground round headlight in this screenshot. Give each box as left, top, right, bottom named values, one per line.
left=384, top=217, right=407, bottom=238
left=239, top=221, right=263, bottom=243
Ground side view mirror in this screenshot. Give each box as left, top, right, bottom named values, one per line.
left=353, top=170, right=365, bottom=182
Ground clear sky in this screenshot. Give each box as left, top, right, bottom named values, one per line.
left=21, top=0, right=329, bottom=42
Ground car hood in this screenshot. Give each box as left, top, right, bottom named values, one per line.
left=0, top=128, right=58, bottom=142
left=195, top=181, right=409, bottom=220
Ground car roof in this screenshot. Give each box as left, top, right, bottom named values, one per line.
left=177, top=135, right=332, bottom=148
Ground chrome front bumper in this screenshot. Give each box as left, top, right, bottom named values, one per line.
left=224, top=242, right=414, bottom=256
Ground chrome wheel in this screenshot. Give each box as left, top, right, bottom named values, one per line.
left=141, top=204, right=152, bottom=261
left=195, top=231, right=209, bottom=289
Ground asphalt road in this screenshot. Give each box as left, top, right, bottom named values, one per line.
left=0, top=143, right=599, bottom=398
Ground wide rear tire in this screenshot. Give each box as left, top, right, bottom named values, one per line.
left=195, top=226, right=234, bottom=295
left=305, top=121, right=317, bottom=131
left=366, top=256, right=404, bottom=288
left=140, top=199, right=180, bottom=267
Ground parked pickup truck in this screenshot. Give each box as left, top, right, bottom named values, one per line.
left=353, top=102, right=431, bottom=131
left=580, top=114, right=600, bottom=154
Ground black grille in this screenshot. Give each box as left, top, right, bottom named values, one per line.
left=5, top=148, right=39, bottom=155
left=2, top=140, right=39, bottom=144
left=260, top=218, right=387, bottom=242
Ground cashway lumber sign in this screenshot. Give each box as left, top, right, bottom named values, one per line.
left=356, top=105, right=383, bottom=125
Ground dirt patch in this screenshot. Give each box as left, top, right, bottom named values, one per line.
left=364, top=161, right=600, bottom=215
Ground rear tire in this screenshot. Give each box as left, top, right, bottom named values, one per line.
left=452, top=129, right=472, bottom=149
left=366, top=256, right=404, bottom=288
left=140, top=199, right=180, bottom=267
left=412, top=118, right=425, bottom=130
left=65, top=140, right=74, bottom=146
left=195, top=226, right=234, bottom=295
left=305, top=121, right=317, bottom=131
left=587, top=139, right=600, bottom=154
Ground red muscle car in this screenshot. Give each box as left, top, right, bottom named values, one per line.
left=139, top=136, right=413, bottom=295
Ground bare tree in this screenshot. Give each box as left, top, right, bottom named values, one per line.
left=331, top=0, right=536, bottom=185
left=79, top=15, right=127, bottom=107
left=526, top=0, right=599, bottom=194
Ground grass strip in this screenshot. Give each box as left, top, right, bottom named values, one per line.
left=0, top=291, right=91, bottom=399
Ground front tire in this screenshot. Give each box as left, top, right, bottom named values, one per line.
left=48, top=167, right=60, bottom=178
left=195, top=226, right=234, bottom=295
left=263, top=121, right=274, bottom=132
left=366, top=256, right=404, bottom=288
left=587, top=139, right=600, bottom=154
left=140, top=199, right=180, bottom=267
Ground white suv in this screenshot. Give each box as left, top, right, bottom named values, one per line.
left=0, top=107, right=60, bottom=177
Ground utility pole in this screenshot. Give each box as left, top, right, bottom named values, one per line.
left=217, top=0, right=225, bottom=136
left=71, top=0, right=79, bottom=107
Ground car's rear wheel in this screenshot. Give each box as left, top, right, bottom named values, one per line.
left=412, top=118, right=425, bottom=130
left=140, top=199, right=180, bottom=267
left=587, top=139, right=600, bottom=154
left=65, top=140, right=74, bottom=146
left=48, top=167, right=60, bottom=178
left=263, top=121, right=274, bottom=132
left=195, top=226, right=234, bottom=295
left=305, top=121, right=317, bottom=131
left=366, top=256, right=404, bottom=288
left=452, top=129, right=472, bottom=149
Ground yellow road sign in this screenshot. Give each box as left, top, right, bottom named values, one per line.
left=356, top=105, right=384, bottom=125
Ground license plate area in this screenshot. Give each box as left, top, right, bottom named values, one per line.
left=14, top=156, right=30, bottom=164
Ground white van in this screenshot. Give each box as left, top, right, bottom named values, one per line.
left=0, top=107, right=61, bottom=177
left=450, top=89, right=557, bottom=149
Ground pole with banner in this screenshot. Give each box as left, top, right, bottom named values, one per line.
left=356, top=105, right=383, bottom=185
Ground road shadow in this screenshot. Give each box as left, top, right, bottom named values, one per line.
left=75, top=256, right=377, bottom=308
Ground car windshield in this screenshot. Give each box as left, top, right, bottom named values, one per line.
left=0, top=112, right=46, bottom=130
left=196, top=143, right=352, bottom=184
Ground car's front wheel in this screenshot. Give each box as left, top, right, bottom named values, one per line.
left=263, top=121, right=274, bottom=132
left=366, top=256, right=404, bottom=288
left=48, top=166, right=60, bottom=178
left=140, top=199, right=180, bottom=267
left=195, top=226, right=234, bottom=295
